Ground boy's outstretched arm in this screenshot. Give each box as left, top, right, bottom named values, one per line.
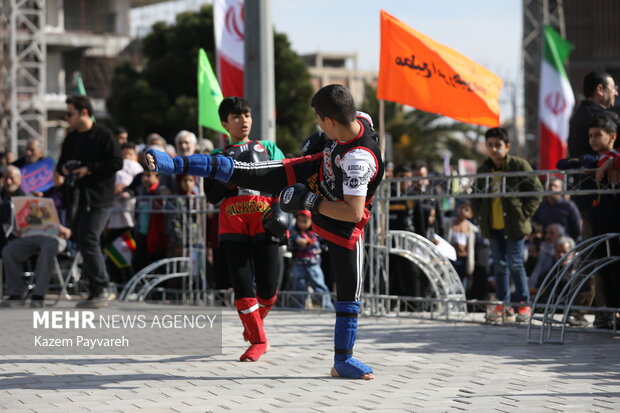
left=145, top=149, right=234, bottom=182
left=146, top=148, right=289, bottom=195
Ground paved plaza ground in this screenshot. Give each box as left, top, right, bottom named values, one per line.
left=0, top=303, right=619, bottom=412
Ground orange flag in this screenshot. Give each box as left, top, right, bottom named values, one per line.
left=377, top=10, right=503, bottom=127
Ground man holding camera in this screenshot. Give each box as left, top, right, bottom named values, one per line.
left=57, top=95, right=123, bottom=308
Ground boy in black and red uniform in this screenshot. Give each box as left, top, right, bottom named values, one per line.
left=206, top=97, right=285, bottom=362
left=147, top=84, right=384, bottom=380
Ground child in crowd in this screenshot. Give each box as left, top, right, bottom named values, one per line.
left=448, top=200, right=478, bottom=285
left=288, top=210, right=334, bottom=310
left=471, top=127, right=542, bottom=323
left=104, top=142, right=143, bottom=284
left=164, top=174, right=204, bottom=290
left=528, top=223, right=565, bottom=296
left=132, top=170, right=169, bottom=271
left=168, top=174, right=201, bottom=258
left=557, top=115, right=620, bottom=328
left=553, top=236, right=590, bottom=327
left=558, top=114, right=617, bottom=171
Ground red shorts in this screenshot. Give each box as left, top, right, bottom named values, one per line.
left=218, top=194, right=276, bottom=241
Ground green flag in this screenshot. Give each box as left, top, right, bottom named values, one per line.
left=73, top=71, right=95, bottom=121
left=198, top=48, right=228, bottom=135
left=74, top=72, right=87, bottom=95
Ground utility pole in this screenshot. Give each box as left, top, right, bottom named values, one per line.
left=244, top=0, right=275, bottom=141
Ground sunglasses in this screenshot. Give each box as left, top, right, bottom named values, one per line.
left=64, top=109, right=78, bottom=118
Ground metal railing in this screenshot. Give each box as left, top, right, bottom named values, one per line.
left=380, top=168, right=617, bottom=200
left=116, top=195, right=212, bottom=303
left=106, top=171, right=620, bottom=340
left=527, top=233, right=620, bottom=344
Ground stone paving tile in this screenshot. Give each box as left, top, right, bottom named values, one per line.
left=0, top=307, right=619, bottom=412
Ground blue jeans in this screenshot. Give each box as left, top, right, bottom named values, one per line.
left=289, top=260, right=335, bottom=310
left=489, top=229, right=529, bottom=304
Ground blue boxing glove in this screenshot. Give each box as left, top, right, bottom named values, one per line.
left=146, top=149, right=235, bottom=182
left=279, top=183, right=321, bottom=214
left=146, top=148, right=181, bottom=175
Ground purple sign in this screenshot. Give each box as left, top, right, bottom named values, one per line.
left=20, top=158, right=55, bottom=193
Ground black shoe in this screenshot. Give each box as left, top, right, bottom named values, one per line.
left=594, top=314, right=613, bottom=329
left=0, top=296, right=26, bottom=307
left=30, top=295, right=45, bottom=308
left=76, top=288, right=110, bottom=309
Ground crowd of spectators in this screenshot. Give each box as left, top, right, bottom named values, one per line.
left=382, top=71, right=620, bottom=328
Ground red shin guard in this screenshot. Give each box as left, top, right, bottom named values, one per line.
left=243, top=292, right=277, bottom=342
left=235, top=297, right=268, bottom=362
left=258, top=292, right=277, bottom=319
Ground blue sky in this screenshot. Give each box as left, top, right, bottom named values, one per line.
left=272, top=0, right=522, bottom=121
left=131, top=0, right=522, bottom=119
left=272, top=0, right=521, bottom=81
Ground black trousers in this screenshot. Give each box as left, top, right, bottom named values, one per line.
left=222, top=239, right=280, bottom=299
left=73, top=204, right=112, bottom=293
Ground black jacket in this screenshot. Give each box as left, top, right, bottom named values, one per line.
left=567, top=100, right=620, bottom=157
left=56, top=124, right=123, bottom=208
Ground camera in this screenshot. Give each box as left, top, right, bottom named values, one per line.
left=64, top=160, right=82, bottom=188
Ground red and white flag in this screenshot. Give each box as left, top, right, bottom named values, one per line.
left=538, top=25, right=574, bottom=170
left=214, top=0, right=245, bottom=98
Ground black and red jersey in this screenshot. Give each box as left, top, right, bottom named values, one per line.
left=283, top=117, right=384, bottom=249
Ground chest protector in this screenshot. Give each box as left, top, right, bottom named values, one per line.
left=312, top=117, right=385, bottom=249
left=225, top=141, right=270, bottom=196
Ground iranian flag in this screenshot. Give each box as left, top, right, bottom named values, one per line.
left=104, top=232, right=137, bottom=269
left=538, top=25, right=574, bottom=170
left=214, top=0, right=244, bottom=98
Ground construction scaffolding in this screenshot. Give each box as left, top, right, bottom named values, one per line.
left=1, top=0, right=171, bottom=157
left=0, top=0, right=47, bottom=154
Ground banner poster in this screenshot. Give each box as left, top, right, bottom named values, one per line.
left=20, top=158, right=55, bottom=193
left=12, top=197, right=61, bottom=237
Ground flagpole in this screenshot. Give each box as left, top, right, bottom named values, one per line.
left=198, top=124, right=204, bottom=150
left=378, top=98, right=387, bottom=262
left=379, top=99, right=386, bottom=158
left=198, top=124, right=205, bottom=196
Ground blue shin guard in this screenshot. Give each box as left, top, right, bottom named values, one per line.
left=146, top=149, right=234, bottom=182
left=333, top=301, right=373, bottom=378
